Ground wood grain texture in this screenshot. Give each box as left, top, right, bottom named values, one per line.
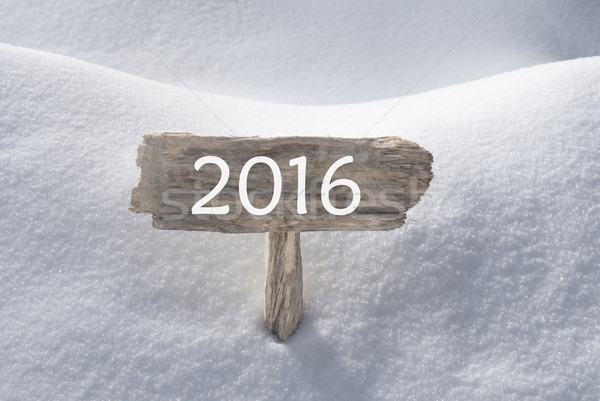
left=264, top=232, right=302, bottom=341
left=130, top=133, right=433, bottom=233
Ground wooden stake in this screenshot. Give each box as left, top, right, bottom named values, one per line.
left=264, top=232, right=303, bottom=341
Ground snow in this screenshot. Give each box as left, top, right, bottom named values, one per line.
left=1, top=2, right=600, bottom=400
left=3, top=0, right=600, bottom=103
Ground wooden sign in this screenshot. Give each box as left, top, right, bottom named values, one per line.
left=131, top=133, right=433, bottom=340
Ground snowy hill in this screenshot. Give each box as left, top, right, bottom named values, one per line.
left=1, top=40, right=599, bottom=399
left=2, top=0, right=600, bottom=103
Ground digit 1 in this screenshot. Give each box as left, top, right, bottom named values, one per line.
left=289, top=156, right=307, bottom=215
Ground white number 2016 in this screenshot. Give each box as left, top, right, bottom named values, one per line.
left=191, top=156, right=360, bottom=216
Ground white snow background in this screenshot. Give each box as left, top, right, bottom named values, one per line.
left=1, top=1, right=599, bottom=400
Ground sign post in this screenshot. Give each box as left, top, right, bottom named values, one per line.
left=265, top=231, right=303, bottom=340
left=131, top=133, right=433, bottom=340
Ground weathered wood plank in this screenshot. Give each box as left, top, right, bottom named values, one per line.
left=130, top=133, right=433, bottom=232
left=264, top=232, right=303, bottom=341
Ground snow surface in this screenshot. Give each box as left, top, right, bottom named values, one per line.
left=3, top=0, right=600, bottom=103
left=1, top=2, right=600, bottom=400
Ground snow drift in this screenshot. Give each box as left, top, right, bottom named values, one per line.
left=3, top=0, right=600, bottom=103
left=1, top=41, right=599, bottom=400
